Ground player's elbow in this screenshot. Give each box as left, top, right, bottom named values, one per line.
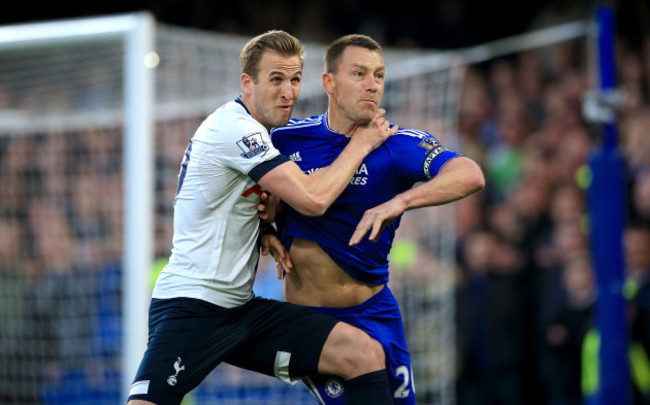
left=469, top=167, right=486, bottom=193
left=462, top=159, right=485, bottom=194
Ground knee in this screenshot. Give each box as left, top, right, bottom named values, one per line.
left=357, top=333, right=385, bottom=371
left=344, top=330, right=385, bottom=378
left=320, top=323, right=386, bottom=379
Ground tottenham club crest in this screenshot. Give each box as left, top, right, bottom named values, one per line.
left=237, top=132, right=269, bottom=159
left=167, top=357, right=186, bottom=386
left=324, top=377, right=344, bottom=398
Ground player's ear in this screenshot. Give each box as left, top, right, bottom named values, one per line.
left=322, top=72, right=335, bottom=96
left=241, top=73, right=254, bottom=96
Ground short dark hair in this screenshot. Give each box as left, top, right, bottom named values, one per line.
left=240, top=30, right=305, bottom=81
left=324, top=34, right=382, bottom=74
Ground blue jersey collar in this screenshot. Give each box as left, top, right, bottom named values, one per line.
left=324, top=111, right=344, bottom=136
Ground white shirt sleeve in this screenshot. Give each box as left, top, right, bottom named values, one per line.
left=194, top=105, right=282, bottom=175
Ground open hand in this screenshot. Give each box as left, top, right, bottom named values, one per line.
left=351, top=108, right=398, bottom=153
left=349, top=198, right=406, bottom=246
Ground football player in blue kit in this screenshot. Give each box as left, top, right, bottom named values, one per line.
left=267, top=34, right=485, bottom=404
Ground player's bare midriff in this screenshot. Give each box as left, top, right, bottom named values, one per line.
left=284, top=237, right=383, bottom=307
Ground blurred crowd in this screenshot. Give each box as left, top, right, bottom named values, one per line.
left=0, top=124, right=125, bottom=404
left=452, top=34, right=650, bottom=405
left=1, top=11, right=650, bottom=405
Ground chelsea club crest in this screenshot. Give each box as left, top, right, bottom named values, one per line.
left=324, top=378, right=344, bottom=398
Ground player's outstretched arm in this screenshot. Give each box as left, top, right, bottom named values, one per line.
left=258, top=109, right=397, bottom=216
left=349, top=156, right=485, bottom=245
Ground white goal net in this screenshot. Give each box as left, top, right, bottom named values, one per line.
left=0, top=13, right=589, bottom=405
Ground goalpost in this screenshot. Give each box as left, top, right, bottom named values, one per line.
left=0, top=12, right=602, bottom=405
left=0, top=13, right=155, bottom=401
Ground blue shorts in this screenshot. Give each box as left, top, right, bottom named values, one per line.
left=128, top=297, right=338, bottom=405
left=302, top=285, right=415, bottom=404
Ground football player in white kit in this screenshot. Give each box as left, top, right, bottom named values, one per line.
left=127, top=30, right=398, bottom=405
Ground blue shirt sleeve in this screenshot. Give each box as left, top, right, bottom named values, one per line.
left=387, top=129, right=462, bottom=182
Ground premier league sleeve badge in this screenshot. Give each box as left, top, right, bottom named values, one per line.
left=237, top=132, right=269, bottom=159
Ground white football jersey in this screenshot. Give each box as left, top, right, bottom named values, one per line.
left=153, top=99, right=283, bottom=308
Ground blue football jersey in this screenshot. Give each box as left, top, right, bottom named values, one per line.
left=271, top=112, right=461, bottom=284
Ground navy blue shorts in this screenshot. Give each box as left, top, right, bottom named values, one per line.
left=128, top=297, right=338, bottom=405
left=302, top=286, right=415, bottom=404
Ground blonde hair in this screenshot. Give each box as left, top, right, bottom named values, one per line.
left=240, top=30, right=305, bottom=81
